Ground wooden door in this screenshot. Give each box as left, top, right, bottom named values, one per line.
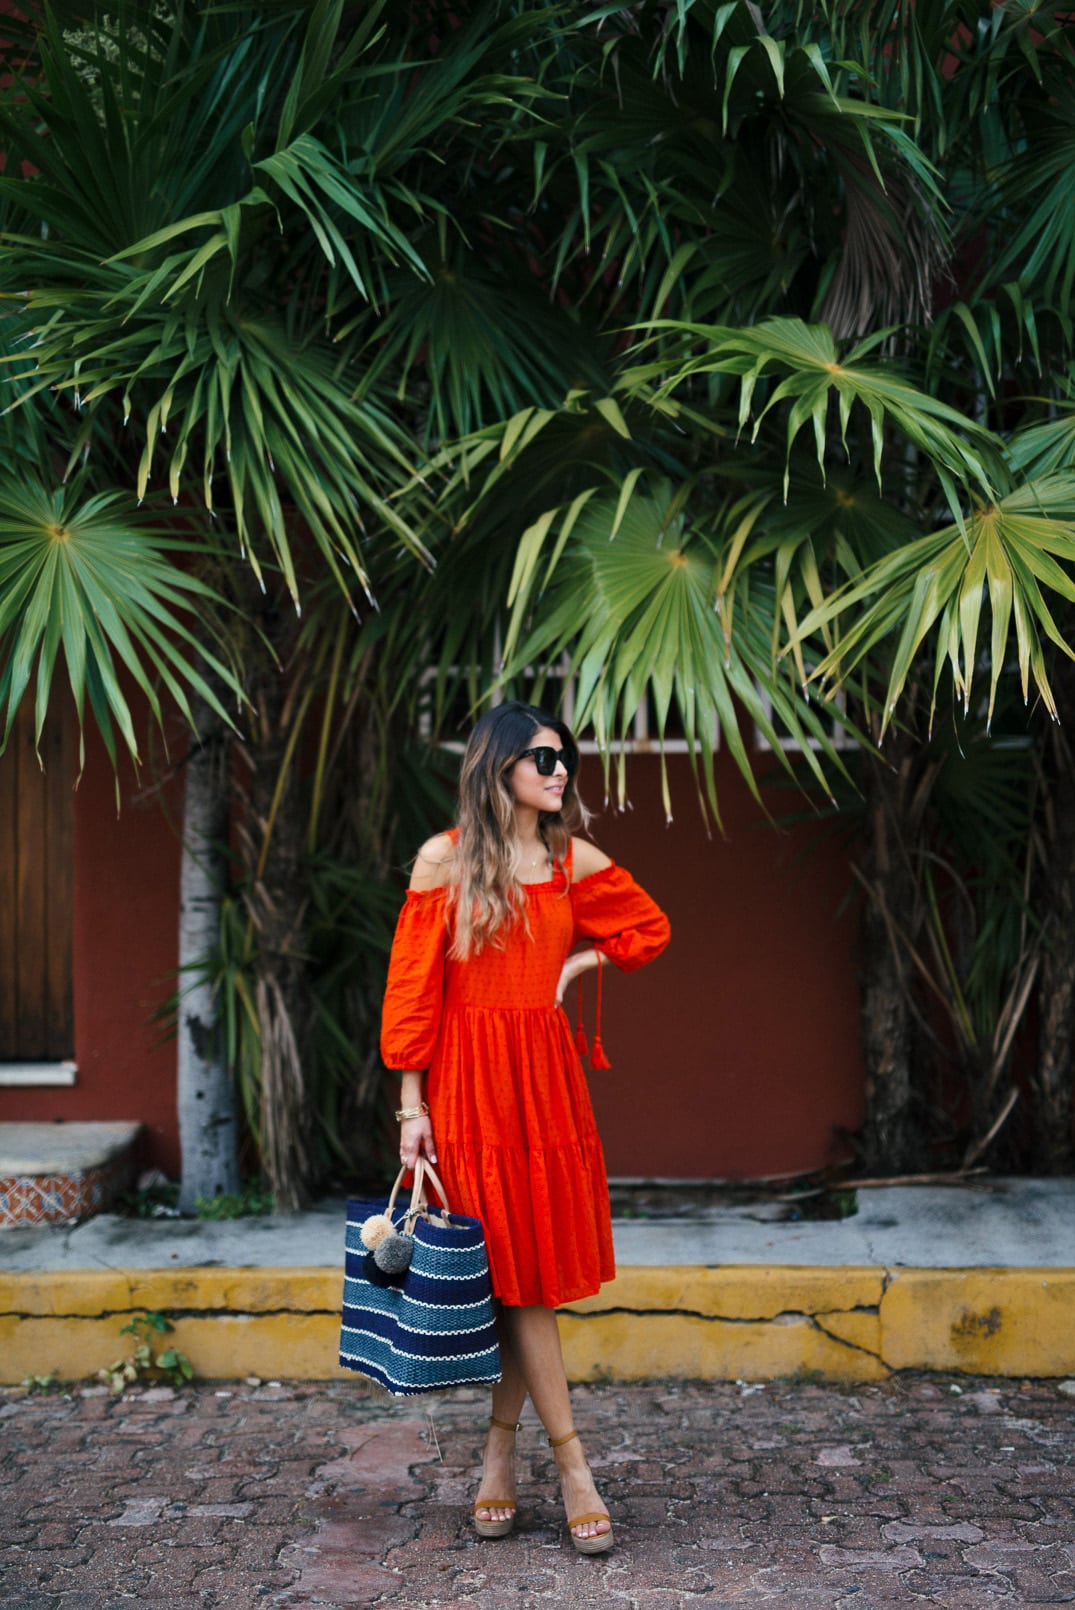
left=0, top=698, right=74, bottom=1061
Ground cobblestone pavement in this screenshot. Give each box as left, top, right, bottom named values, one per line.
left=2, top=1373, right=1074, bottom=1609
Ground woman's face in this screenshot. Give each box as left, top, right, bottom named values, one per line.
left=507, top=725, right=571, bottom=815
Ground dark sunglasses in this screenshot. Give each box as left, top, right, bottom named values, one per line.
left=514, top=745, right=578, bottom=777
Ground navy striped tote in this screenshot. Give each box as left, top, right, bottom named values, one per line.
left=339, top=1158, right=501, bottom=1396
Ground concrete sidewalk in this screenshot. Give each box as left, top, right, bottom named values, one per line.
left=3, top=1177, right=1075, bottom=1274
left=3, top=1372, right=1075, bottom=1607
left=2, top=1177, right=1075, bottom=1387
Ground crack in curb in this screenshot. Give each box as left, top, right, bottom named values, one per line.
left=563, top=1303, right=880, bottom=1327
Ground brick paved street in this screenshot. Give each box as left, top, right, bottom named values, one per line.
left=1, top=1373, right=1074, bottom=1608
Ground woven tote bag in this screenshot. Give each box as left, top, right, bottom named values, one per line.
left=339, top=1158, right=501, bottom=1396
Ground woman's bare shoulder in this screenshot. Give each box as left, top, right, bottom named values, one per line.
left=409, top=832, right=456, bottom=891
left=570, top=835, right=613, bottom=882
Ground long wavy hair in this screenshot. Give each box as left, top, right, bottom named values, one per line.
left=447, top=701, right=589, bottom=958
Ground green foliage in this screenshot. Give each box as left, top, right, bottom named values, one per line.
left=502, top=471, right=856, bottom=823
left=20, top=1370, right=60, bottom=1393
left=116, top=1178, right=181, bottom=1219
left=801, top=477, right=1075, bottom=733
left=98, top=1311, right=195, bottom=1393
left=194, top=1181, right=274, bottom=1219
left=7, top=0, right=1075, bottom=1184
left=786, top=1186, right=858, bottom=1222
left=6, top=0, right=1075, bottom=786
left=0, top=478, right=242, bottom=763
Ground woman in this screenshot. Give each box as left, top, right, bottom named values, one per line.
left=381, top=701, right=670, bottom=1554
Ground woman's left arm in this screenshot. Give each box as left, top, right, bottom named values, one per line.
left=568, top=837, right=671, bottom=971
left=555, top=945, right=605, bottom=1005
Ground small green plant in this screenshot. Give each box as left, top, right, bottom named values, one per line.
left=98, top=1311, right=195, bottom=1393
left=194, top=1180, right=275, bottom=1220
left=21, top=1370, right=59, bottom=1393
left=783, top=1182, right=859, bottom=1222
left=116, top=1179, right=181, bottom=1219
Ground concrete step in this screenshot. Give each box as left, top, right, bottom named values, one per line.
left=0, top=1121, right=142, bottom=1226
left=0, top=1179, right=1073, bottom=1384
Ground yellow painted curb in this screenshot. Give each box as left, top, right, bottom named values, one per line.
left=0, top=1268, right=341, bottom=1318
left=559, top=1265, right=889, bottom=1383
left=880, top=1269, right=1075, bottom=1377
left=2, top=1265, right=1075, bottom=1385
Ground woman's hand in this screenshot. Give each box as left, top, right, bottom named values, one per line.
left=555, top=947, right=601, bottom=1007
left=399, top=1114, right=437, bottom=1170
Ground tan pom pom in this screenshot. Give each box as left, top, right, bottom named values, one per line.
left=359, top=1213, right=393, bottom=1250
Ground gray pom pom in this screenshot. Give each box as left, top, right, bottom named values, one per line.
left=373, top=1232, right=414, bottom=1274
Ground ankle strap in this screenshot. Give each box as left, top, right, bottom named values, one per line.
left=549, top=1428, right=579, bottom=1448
left=490, top=1415, right=521, bottom=1432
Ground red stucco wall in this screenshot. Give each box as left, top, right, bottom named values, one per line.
left=0, top=721, right=183, bottom=1177
left=579, top=749, right=864, bottom=1180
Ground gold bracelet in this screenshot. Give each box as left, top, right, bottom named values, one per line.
left=395, top=1102, right=429, bottom=1122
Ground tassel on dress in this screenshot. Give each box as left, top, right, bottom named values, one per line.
left=574, top=962, right=612, bottom=1071
left=589, top=960, right=612, bottom=1070
left=576, top=972, right=592, bottom=1062
left=575, top=974, right=590, bottom=1056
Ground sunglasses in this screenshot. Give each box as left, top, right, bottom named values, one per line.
left=514, top=745, right=578, bottom=777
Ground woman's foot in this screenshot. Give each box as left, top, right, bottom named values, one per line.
left=551, top=1429, right=613, bottom=1554
left=473, top=1415, right=519, bottom=1538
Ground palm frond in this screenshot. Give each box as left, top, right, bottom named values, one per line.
left=504, top=480, right=853, bottom=824
left=623, top=315, right=1003, bottom=517
left=795, top=476, right=1075, bottom=732
left=0, top=477, right=244, bottom=765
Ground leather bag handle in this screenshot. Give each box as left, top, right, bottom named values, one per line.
left=384, top=1156, right=452, bottom=1226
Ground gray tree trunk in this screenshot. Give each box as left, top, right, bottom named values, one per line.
left=177, top=707, right=240, bottom=1213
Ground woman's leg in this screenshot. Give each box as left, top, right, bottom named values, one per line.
left=496, top=1304, right=611, bottom=1542
left=475, top=1305, right=527, bottom=1524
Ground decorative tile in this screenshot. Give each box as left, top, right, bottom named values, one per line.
left=0, top=1153, right=135, bottom=1225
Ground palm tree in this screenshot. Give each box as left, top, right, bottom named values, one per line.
left=0, top=0, right=549, bottom=1204
left=5, top=0, right=1075, bottom=1198
left=432, top=1, right=1075, bottom=1171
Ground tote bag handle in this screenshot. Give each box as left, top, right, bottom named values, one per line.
left=384, top=1157, right=452, bottom=1227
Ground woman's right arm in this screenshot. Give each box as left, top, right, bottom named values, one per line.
left=398, top=1070, right=435, bottom=1169
left=385, top=834, right=454, bottom=1170
left=408, top=832, right=455, bottom=891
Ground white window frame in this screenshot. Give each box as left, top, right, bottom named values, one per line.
left=421, top=650, right=724, bottom=755
left=751, top=688, right=859, bottom=754
left=0, top=1061, right=78, bottom=1087
left=421, top=652, right=861, bottom=758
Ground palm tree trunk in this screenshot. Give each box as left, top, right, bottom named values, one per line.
left=1033, top=654, right=1075, bottom=1173
left=241, top=595, right=314, bottom=1212
left=177, top=702, right=240, bottom=1214
left=248, top=788, right=313, bottom=1212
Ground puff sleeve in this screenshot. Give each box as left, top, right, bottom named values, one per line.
left=569, top=863, right=671, bottom=971
left=380, top=887, right=449, bottom=1070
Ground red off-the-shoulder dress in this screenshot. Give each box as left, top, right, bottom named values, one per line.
left=380, top=846, right=670, bottom=1308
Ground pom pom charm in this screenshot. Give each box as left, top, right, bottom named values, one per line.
left=373, top=1232, right=414, bottom=1274
left=359, top=1213, right=394, bottom=1251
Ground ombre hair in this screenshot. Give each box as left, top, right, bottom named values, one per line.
left=447, top=701, right=589, bottom=958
